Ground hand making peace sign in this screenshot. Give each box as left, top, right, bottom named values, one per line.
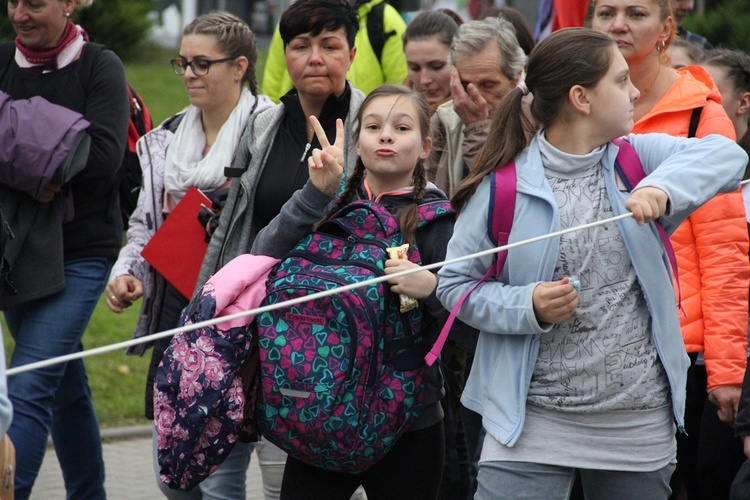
left=307, top=116, right=345, bottom=196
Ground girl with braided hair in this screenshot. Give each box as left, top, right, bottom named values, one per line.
left=252, top=84, right=454, bottom=499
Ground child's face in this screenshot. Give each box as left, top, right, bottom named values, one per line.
left=702, top=63, right=747, bottom=138
left=588, top=48, right=640, bottom=140
left=356, top=95, right=431, bottom=193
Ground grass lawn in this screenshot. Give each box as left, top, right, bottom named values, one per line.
left=4, top=45, right=271, bottom=428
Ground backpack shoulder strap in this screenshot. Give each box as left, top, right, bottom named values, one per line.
left=330, top=199, right=401, bottom=237
left=612, top=137, right=644, bottom=191
left=688, top=106, right=703, bottom=138
left=425, top=163, right=516, bottom=366
left=0, top=42, right=17, bottom=83
left=488, top=162, right=517, bottom=275
left=0, top=42, right=15, bottom=68
left=612, top=138, right=682, bottom=307
left=76, top=42, right=105, bottom=91
left=416, top=200, right=454, bottom=227
left=366, top=1, right=396, bottom=65
left=128, top=85, right=152, bottom=134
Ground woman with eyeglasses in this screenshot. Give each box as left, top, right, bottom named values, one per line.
left=0, top=0, right=129, bottom=498
left=196, top=0, right=366, bottom=295
left=105, top=11, right=276, bottom=499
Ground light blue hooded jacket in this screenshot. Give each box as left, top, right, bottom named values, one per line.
left=436, top=132, right=748, bottom=447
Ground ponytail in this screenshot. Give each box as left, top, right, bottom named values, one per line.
left=453, top=28, right=616, bottom=215
left=452, top=86, right=529, bottom=214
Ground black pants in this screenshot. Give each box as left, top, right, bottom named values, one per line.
left=145, top=280, right=189, bottom=419
left=280, top=421, right=445, bottom=500
left=671, top=356, right=745, bottom=500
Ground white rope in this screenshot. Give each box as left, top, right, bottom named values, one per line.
left=6, top=211, right=637, bottom=377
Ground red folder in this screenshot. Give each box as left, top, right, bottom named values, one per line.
left=141, top=187, right=212, bottom=299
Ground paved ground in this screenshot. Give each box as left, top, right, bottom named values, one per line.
left=32, top=425, right=264, bottom=500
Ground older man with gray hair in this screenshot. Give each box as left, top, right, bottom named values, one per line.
left=424, top=16, right=527, bottom=499
left=426, top=16, right=526, bottom=198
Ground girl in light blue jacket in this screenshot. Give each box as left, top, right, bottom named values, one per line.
left=436, top=28, right=748, bottom=500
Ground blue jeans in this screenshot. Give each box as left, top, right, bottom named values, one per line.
left=475, top=460, right=675, bottom=500
left=153, top=430, right=287, bottom=500
left=4, top=257, right=112, bottom=500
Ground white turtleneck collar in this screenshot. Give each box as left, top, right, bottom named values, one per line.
left=537, top=131, right=606, bottom=179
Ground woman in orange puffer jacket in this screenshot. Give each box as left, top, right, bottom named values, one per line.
left=633, top=64, right=749, bottom=399
left=592, top=1, right=749, bottom=498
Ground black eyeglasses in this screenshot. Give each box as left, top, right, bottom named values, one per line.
left=170, top=57, right=236, bottom=76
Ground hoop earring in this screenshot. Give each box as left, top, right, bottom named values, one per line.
left=657, top=39, right=666, bottom=52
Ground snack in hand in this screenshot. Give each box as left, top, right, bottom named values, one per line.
left=386, top=243, right=419, bottom=312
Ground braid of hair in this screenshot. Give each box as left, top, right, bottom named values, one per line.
left=246, top=66, right=259, bottom=96
left=398, top=160, right=428, bottom=247
left=313, top=158, right=367, bottom=230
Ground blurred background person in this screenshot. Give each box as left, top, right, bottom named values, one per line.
left=701, top=49, right=750, bottom=161
left=672, top=0, right=713, bottom=49
left=667, top=37, right=703, bottom=69
left=403, top=9, right=462, bottom=114
left=478, top=6, right=535, bottom=56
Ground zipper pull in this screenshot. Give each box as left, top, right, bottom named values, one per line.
left=299, top=143, right=311, bottom=163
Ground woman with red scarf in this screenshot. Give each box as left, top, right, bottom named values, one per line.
left=0, top=1, right=129, bottom=498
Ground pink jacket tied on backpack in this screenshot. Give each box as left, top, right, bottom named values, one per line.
left=153, top=254, right=279, bottom=491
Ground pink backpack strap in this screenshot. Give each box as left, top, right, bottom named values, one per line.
left=613, top=138, right=682, bottom=309
left=488, top=162, right=517, bottom=278
left=426, top=163, right=516, bottom=366
left=425, top=265, right=495, bottom=366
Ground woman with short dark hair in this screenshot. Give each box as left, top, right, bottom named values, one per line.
left=0, top=0, right=129, bottom=497
left=197, top=0, right=366, bottom=288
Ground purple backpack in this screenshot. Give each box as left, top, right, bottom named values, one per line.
left=255, top=198, right=453, bottom=472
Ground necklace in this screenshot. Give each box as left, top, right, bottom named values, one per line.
left=636, top=65, right=662, bottom=100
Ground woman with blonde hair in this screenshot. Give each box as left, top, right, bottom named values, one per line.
left=592, top=2, right=750, bottom=498
left=106, top=10, right=280, bottom=500
left=0, top=0, right=129, bottom=497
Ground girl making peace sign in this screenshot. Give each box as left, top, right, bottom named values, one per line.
left=252, top=84, right=454, bottom=499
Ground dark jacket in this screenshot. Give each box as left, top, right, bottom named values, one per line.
left=0, top=91, right=91, bottom=305
left=0, top=41, right=129, bottom=306
left=735, top=360, right=750, bottom=437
